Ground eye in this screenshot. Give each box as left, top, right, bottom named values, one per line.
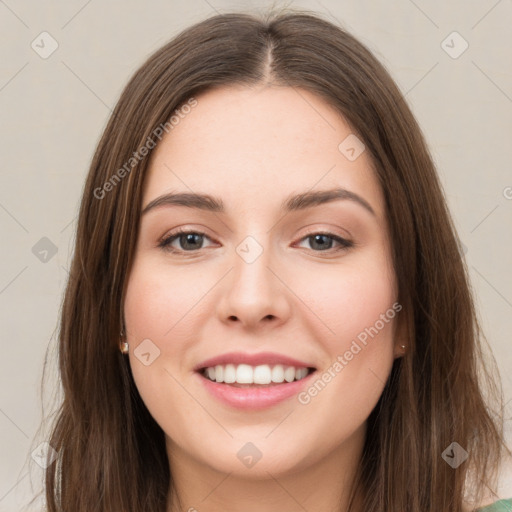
left=158, top=229, right=215, bottom=253
left=158, top=229, right=354, bottom=255
left=295, top=232, right=353, bottom=253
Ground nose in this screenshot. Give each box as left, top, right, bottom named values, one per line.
left=216, top=237, right=292, bottom=330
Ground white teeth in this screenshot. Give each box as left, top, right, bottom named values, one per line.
left=223, top=364, right=236, bottom=383
left=236, top=364, right=253, bottom=383
left=253, top=365, right=272, bottom=384
left=295, top=367, right=308, bottom=380
left=271, top=365, right=284, bottom=382
left=284, top=366, right=296, bottom=383
left=202, top=363, right=312, bottom=384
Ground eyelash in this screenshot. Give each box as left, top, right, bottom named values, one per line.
left=157, top=228, right=354, bottom=256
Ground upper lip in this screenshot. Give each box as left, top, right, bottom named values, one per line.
left=194, top=351, right=317, bottom=371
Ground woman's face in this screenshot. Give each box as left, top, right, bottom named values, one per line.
left=124, top=84, right=403, bottom=478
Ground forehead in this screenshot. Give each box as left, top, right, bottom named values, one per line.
left=143, top=85, right=385, bottom=221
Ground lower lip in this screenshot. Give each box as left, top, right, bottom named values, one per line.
left=195, top=370, right=317, bottom=410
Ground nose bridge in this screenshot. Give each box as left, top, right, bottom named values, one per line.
left=232, top=232, right=275, bottom=301
left=230, top=209, right=274, bottom=282
left=217, top=231, right=291, bottom=327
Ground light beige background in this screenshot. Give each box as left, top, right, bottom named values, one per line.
left=0, top=0, right=511, bottom=510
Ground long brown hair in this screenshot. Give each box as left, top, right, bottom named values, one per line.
left=34, top=7, right=510, bottom=511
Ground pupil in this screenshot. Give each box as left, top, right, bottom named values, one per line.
left=182, top=233, right=202, bottom=250
left=311, top=234, right=331, bottom=250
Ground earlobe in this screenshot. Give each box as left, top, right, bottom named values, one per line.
left=392, top=309, right=409, bottom=359
left=119, top=329, right=129, bottom=354
left=394, top=343, right=407, bottom=359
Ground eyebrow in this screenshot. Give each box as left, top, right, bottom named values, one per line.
left=141, top=187, right=376, bottom=217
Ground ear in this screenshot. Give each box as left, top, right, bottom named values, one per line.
left=392, top=306, right=409, bottom=359
left=393, top=343, right=407, bottom=359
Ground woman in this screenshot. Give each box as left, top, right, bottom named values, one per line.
left=37, top=8, right=511, bottom=512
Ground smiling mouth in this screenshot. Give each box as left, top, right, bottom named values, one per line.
left=197, top=366, right=317, bottom=387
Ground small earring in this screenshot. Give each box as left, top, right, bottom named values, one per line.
left=119, top=330, right=129, bottom=354
left=400, top=344, right=406, bottom=351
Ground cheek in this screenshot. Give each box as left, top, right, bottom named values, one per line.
left=123, top=261, right=204, bottom=432
left=294, top=252, right=398, bottom=431
left=293, top=250, right=397, bottom=352
left=123, top=261, right=199, bottom=386
left=123, top=260, right=207, bottom=342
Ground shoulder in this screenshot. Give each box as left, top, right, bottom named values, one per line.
left=482, top=499, right=512, bottom=511
left=463, top=498, right=512, bottom=511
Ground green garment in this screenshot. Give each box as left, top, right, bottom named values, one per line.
left=477, top=499, right=512, bottom=511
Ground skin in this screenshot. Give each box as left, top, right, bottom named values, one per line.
left=123, top=84, right=406, bottom=512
